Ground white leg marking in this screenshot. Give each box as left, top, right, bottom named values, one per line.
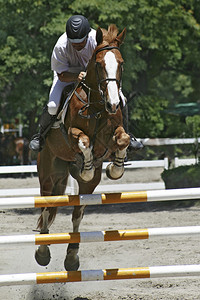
left=78, top=139, right=95, bottom=181
left=106, top=147, right=128, bottom=179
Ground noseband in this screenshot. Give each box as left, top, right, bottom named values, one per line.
left=95, top=46, right=123, bottom=102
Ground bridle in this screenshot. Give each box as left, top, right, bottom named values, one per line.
left=77, top=45, right=123, bottom=119
left=95, top=46, right=123, bottom=103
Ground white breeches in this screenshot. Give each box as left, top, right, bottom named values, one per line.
left=47, top=72, right=73, bottom=115
left=47, top=73, right=127, bottom=116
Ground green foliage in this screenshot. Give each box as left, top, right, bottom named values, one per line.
left=161, top=164, right=200, bottom=189
left=129, top=94, right=168, bottom=137
left=0, top=0, right=73, bottom=135
left=186, top=115, right=200, bottom=138
left=0, top=0, right=200, bottom=138
left=185, top=115, right=200, bottom=160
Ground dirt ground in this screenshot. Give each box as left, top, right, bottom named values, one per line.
left=0, top=168, right=200, bottom=300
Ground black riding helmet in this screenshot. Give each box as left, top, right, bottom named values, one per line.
left=66, top=15, right=91, bottom=43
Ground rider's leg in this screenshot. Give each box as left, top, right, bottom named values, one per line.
left=29, top=107, right=57, bottom=152
left=120, top=89, right=143, bottom=151
left=29, top=73, right=69, bottom=152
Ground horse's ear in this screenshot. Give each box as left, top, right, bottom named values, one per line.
left=96, top=27, right=103, bottom=45
left=116, top=28, right=126, bottom=46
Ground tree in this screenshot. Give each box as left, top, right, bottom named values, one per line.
left=47, top=0, right=200, bottom=137
left=1, top=0, right=200, bottom=138
left=186, top=115, right=200, bottom=162
left=0, top=0, right=73, bottom=136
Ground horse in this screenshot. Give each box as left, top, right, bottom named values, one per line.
left=0, top=133, right=16, bottom=166
left=14, top=137, right=30, bottom=165
left=0, top=133, right=30, bottom=166
left=35, top=24, right=130, bottom=271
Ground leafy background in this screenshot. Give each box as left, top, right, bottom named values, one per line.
left=1, top=0, right=200, bottom=138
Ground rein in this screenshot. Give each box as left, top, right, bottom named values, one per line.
left=75, top=88, right=102, bottom=119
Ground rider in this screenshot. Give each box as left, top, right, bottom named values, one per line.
left=29, top=15, right=143, bottom=152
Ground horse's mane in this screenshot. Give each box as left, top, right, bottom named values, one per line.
left=95, top=24, right=119, bottom=52
left=102, top=24, right=119, bottom=44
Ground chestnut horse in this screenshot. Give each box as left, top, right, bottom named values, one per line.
left=35, top=24, right=130, bottom=270
left=0, top=134, right=30, bottom=166
left=14, top=137, right=30, bottom=165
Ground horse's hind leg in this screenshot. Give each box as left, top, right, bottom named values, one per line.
left=64, top=165, right=102, bottom=271
left=35, top=148, right=69, bottom=266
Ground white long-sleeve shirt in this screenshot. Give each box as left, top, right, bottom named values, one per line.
left=51, top=29, right=97, bottom=74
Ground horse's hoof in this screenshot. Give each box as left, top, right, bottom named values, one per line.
left=106, top=163, right=124, bottom=180
left=69, top=156, right=83, bottom=180
left=35, top=246, right=51, bottom=266
left=79, top=167, right=95, bottom=182
left=64, top=255, right=80, bottom=271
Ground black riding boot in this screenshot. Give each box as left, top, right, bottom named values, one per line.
left=29, top=107, right=57, bottom=152
left=122, top=104, right=144, bottom=152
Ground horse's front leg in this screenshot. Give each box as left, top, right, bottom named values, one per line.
left=106, top=126, right=130, bottom=180
left=70, top=127, right=95, bottom=182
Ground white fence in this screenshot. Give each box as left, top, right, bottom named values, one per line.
left=0, top=124, right=23, bottom=137
left=0, top=158, right=169, bottom=175
left=0, top=156, right=198, bottom=175
left=0, top=159, right=168, bottom=195
left=140, top=137, right=200, bottom=146
left=0, top=165, right=37, bottom=174
left=174, top=157, right=197, bottom=168
left=0, top=156, right=198, bottom=195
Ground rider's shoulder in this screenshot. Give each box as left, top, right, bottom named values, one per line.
left=55, top=33, right=68, bottom=48
left=88, top=28, right=96, bottom=40
left=87, top=28, right=97, bottom=48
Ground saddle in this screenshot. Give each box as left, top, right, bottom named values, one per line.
left=52, top=83, right=77, bottom=129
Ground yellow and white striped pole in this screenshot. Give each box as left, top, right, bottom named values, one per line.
left=0, top=226, right=200, bottom=246
left=0, top=265, right=200, bottom=286
left=0, top=187, right=200, bottom=209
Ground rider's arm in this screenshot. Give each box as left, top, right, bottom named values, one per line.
left=57, top=71, right=86, bottom=83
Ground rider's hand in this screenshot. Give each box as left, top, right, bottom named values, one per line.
left=77, top=71, right=87, bottom=82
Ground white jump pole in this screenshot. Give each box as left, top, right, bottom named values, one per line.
left=0, top=226, right=200, bottom=246
left=0, top=265, right=200, bottom=286
left=0, top=188, right=200, bottom=209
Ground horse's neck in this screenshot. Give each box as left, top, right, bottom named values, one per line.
left=85, top=59, right=99, bottom=92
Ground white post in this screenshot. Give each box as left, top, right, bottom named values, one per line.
left=18, top=124, right=23, bottom=137
left=174, top=157, right=179, bottom=168
left=164, top=157, right=168, bottom=169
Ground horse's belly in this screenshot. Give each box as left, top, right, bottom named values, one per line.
left=46, top=130, right=77, bottom=162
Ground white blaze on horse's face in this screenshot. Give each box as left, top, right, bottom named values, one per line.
left=104, top=51, right=120, bottom=114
